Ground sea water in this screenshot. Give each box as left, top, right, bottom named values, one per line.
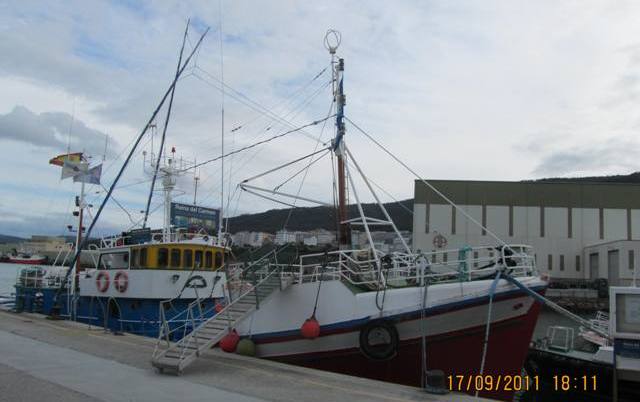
left=0, top=262, right=23, bottom=297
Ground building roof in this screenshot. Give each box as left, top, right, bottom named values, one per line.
left=414, top=179, right=640, bottom=209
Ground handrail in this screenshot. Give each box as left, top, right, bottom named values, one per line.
left=153, top=263, right=284, bottom=360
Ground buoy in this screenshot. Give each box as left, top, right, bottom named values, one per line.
left=220, top=329, right=240, bottom=353
left=236, top=338, right=256, bottom=356
left=300, top=316, right=320, bottom=339
left=215, top=301, right=225, bottom=313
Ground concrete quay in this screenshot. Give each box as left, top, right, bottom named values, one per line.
left=0, top=310, right=493, bottom=402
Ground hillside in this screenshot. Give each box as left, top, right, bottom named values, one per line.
left=533, top=172, right=640, bottom=183
left=226, top=172, right=640, bottom=234
left=0, top=234, right=25, bottom=243
left=227, top=199, right=414, bottom=233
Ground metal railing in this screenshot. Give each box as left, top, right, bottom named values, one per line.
left=100, top=228, right=229, bottom=249
left=152, top=260, right=287, bottom=361
left=291, top=244, right=536, bottom=290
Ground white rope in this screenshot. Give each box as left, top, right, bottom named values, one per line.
left=476, top=271, right=502, bottom=398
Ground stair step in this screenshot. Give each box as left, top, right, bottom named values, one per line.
left=204, top=322, right=228, bottom=330
left=176, top=343, right=199, bottom=350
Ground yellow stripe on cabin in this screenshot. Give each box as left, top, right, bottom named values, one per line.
left=129, top=243, right=225, bottom=271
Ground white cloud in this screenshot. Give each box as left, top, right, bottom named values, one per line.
left=4, top=1, right=640, bottom=236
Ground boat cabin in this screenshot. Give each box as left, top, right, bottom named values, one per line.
left=97, top=243, right=225, bottom=271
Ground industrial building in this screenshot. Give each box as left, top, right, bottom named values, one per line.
left=412, top=179, right=640, bottom=286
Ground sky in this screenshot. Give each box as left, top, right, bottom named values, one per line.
left=2, top=0, right=640, bottom=238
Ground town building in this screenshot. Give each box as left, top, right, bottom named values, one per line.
left=412, top=179, right=640, bottom=286
left=231, top=231, right=272, bottom=247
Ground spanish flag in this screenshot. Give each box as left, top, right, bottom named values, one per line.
left=49, top=152, right=84, bottom=167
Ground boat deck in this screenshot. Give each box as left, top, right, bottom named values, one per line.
left=0, top=310, right=495, bottom=402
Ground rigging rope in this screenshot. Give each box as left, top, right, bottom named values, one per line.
left=280, top=100, right=334, bottom=230
left=51, top=25, right=210, bottom=306
left=143, top=21, right=190, bottom=228
left=476, top=271, right=502, bottom=398
left=345, top=116, right=510, bottom=248
left=184, top=115, right=335, bottom=173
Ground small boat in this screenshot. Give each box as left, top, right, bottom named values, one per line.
left=526, top=299, right=640, bottom=401
left=8, top=252, right=47, bottom=265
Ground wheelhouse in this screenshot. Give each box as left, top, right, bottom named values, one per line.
left=97, top=243, right=225, bottom=271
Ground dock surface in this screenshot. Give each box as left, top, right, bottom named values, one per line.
left=0, top=310, right=491, bottom=402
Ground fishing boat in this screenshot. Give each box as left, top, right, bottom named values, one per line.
left=8, top=252, right=47, bottom=265
left=13, top=24, right=548, bottom=401
left=150, top=30, right=547, bottom=402
left=13, top=25, right=229, bottom=337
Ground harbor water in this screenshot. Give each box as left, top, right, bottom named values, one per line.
left=0, top=262, right=24, bottom=297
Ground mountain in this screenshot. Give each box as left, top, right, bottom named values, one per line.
left=226, top=172, right=640, bottom=234
left=0, top=234, right=26, bottom=243
left=227, top=199, right=414, bottom=234
left=532, top=172, right=640, bottom=183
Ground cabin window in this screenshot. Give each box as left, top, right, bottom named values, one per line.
left=171, top=249, right=181, bottom=268
left=215, top=252, right=223, bottom=269
left=194, top=250, right=203, bottom=268
left=205, top=251, right=213, bottom=269
left=98, top=252, right=129, bottom=270
left=131, top=249, right=139, bottom=268
left=139, top=248, right=147, bottom=267
left=158, top=248, right=168, bottom=268
left=184, top=250, right=193, bottom=269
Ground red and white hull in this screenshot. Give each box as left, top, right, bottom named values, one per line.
left=8, top=255, right=47, bottom=265
left=235, top=276, right=546, bottom=401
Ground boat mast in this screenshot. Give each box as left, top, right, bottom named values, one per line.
left=326, top=31, right=349, bottom=247
left=162, top=149, right=177, bottom=242
left=74, top=176, right=85, bottom=286
left=218, top=1, right=225, bottom=246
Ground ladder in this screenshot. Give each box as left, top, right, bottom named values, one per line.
left=151, top=265, right=292, bottom=374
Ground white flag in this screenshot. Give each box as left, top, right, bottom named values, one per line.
left=73, top=164, right=102, bottom=185
left=61, top=160, right=89, bottom=180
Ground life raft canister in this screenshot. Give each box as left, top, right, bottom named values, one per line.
left=95, top=271, right=110, bottom=293
left=113, top=271, right=129, bottom=293
left=358, top=319, right=399, bottom=361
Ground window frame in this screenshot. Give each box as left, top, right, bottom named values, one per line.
left=158, top=247, right=169, bottom=268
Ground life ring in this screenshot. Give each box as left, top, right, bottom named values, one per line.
left=113, top=271, right=129, bottom=293
left=359, top=319, right=399, bottom=361
left=96, top=271, right=110, bottom=293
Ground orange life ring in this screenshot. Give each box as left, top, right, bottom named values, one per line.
left=96, top=271, right=110, bottom=293
left=113, top=271, right=129, bottom=293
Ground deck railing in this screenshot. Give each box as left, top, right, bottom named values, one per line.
left=288, top=244, right=536, bottom=289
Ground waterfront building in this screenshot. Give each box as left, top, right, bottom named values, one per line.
left=413, top=179, right=640, bottom=285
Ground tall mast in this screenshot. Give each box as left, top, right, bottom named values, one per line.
left=74, top=176, right=85, bottom=287
left=326, top=30, right=349, bottom=247
left=218, top=0, right=225, bottom=245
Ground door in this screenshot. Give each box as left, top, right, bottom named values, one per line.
left=589, top=252, right=599, bottom=280
left=607, top=250, right=619, bottom=286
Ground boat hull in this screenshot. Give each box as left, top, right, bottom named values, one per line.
left=270, top=306, right=540, bottom=401
left=14, top=286, right=223, bottom=338
left=236, top=278, right=546, bottom=401
left=9, top=258, right=47, bottom=265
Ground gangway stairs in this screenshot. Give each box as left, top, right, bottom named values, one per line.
left=152, top=265, right=292, bottom=374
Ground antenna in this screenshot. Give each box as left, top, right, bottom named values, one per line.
left=102, top=134, right=109, bottom=161
left=67, top=98, right=76, bottom=155
left=324, top=29, right=341, bottom=54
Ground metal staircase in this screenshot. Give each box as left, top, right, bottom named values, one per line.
left=151, top=264, right=292, bottom=374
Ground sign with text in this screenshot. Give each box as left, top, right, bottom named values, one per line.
left=170, top=203, right=219, bottom=235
